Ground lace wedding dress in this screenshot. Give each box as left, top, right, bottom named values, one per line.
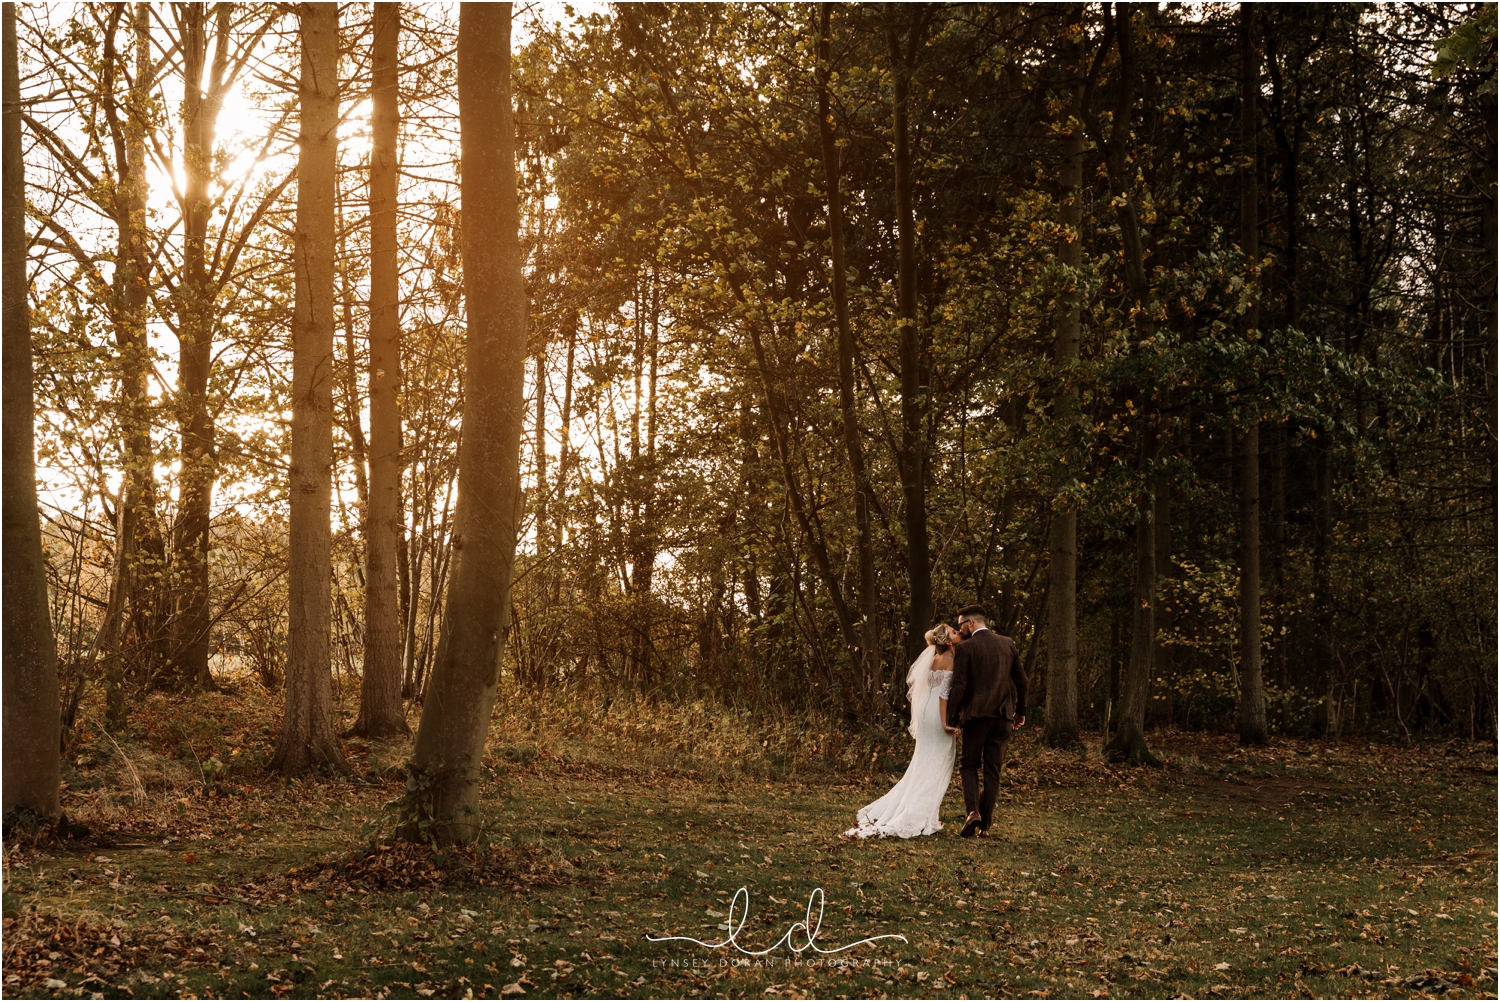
left=844, top=648, right=956, bottom=839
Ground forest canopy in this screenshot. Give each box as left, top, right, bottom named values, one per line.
left=6, top=0, right=1496, bottom=791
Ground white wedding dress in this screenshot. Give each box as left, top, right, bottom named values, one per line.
left=844, top=647, right=956, bottom=839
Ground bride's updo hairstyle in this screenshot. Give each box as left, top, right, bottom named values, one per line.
left=925, top=623, right=958, bottom=651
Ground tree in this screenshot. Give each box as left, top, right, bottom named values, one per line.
left=271, top=1, right=345, bottom=776
left=405, top=1, right=529, bottom=844
left=351, top=1, right=410, bottom=739
left=2, top=0, right=61, bottom=822
left=818, top=5, right=880, bottom=710
left=167, top=4, right=283, bottom=690
left=887, top=3, right=934, bottom=662
left=1096, top=3, right=1161, bottom=766
left=1238, top=0, right=1267, bottom=746
left=1045, top=5, right=1085, bottom=751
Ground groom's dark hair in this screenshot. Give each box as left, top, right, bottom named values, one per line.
left=957, top=604, right=986, bottom=623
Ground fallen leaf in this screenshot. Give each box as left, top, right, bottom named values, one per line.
left=1214, top=961, right=1231, bottom=971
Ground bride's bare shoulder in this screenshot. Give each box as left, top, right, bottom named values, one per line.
left=931, top=650, right=954, bottom=671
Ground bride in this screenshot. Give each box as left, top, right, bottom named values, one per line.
left=844, top=624, right=960, bottom=839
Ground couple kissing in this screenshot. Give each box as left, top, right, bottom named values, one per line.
left=844, top=605, right=1028, bottom=841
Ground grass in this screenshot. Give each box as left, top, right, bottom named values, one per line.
left=3, top=681, right=1496, bottom=999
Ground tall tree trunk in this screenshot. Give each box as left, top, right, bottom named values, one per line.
left=272, top=1, right=345, bottom=775
left=99, top=3, right=157, bottom=729
left=887, top=6, right=932, bottom=661
left=1267, top=23, right=1298, bottom=729
left=2, top=1, right=61, bottom=822
left=406, top=1, right=529, bottom=844
left=1237, top=0, right=1267, bottom=745
left=1044, top=5, right=1085, bottom=751
left=353, top=0, right=409, bottom=738
left=171, top=3, right=229, bottom=690
left=1097, top=5, right=1159, bottom=765
left=820, top=5, right=880, bottom=708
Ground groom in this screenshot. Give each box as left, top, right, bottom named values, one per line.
left=945, top=605, right=1027, bottom=838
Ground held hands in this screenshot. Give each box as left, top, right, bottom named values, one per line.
left=1012, top=714, right=1026, bottom=729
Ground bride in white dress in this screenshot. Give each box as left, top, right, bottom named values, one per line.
left=844, top=624, right=959, bottom=839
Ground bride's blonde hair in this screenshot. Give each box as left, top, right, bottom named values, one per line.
left=925, top=623, right=957, bottom=650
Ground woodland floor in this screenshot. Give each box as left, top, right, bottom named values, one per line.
left=2, top=680, right=1496, bottom=1000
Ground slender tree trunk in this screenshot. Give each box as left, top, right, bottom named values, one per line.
left=628, top=288, right=660, bottom=684
left=1312, top=431, right=1334, bottom=734
left=172, top=3, right=229, bottom=690
left=739, top=401, right=763, bottom=624
left=353, top=0, right=409, bottom=738
left=534, top=345, right=547, bottom=543
left=398, top=482, right=412, bottom=689
left=337, top=225, right=369, bottom=507
left=272, top=1, right=345, bottom=775
left=100, top=4, right=156, bottom=729
left=1107, top=430, right=1161, bottom=765
left=1238, top=1, right=1267, bottom=745
left=556, top=311, right=577, bottom=558
left=820, top=5, right=880, bottom=708
left=1045, top=6, right=1085, bottom=751
left=1095, top=6, right=1160, bottom=765
left=2, top=1, right=61, bottom=822
left=1270, top=420, right=1287, bottom=715
left=1268, top=28, right=1298, bottom=728
left=406, top=2, right=529, bottom=844
left=887, top=6, right=932, bottom=661
left=1152, top=468, right=1172, bottom=714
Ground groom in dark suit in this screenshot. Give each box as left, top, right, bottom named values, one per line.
left=945, top=605, right=1027, bottom=838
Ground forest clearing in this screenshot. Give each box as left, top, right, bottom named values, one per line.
left=2, top=683, right=1497, bottom=1000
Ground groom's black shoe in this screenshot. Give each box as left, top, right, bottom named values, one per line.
left=960, top=813, right=982, bottom=838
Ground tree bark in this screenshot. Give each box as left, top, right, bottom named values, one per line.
left=352, top=0, right=410, bottom=738
left=171, top=3, right=230, bottom=690
left=820, top=5, right=880, bottom=710
left=1044, top=5, right=1085, bottom=751
left=1237, top=0, right=1267, bottom=745
left=1095, top=5, right=1159, bottom=765
left=554, top=310, right=577, bottom=563
left=100, top=3, right=157, bottom=729
left=1312, top=430, right=1334, bottom=734
left=2, top=0, right=61, bottom=822
left=1107, top=430, right=1161, bottom=765
left=887, top=5, right=932, bottom=662
left=406, top=1, right=529, bottom=845
left=272, top=1, right=346, bottom=775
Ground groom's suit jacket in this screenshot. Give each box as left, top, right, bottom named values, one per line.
left=946, top=628, right=1027, bottom=727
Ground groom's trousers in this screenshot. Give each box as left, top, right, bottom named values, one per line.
left=960, top=716, right=1012, bottom=830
